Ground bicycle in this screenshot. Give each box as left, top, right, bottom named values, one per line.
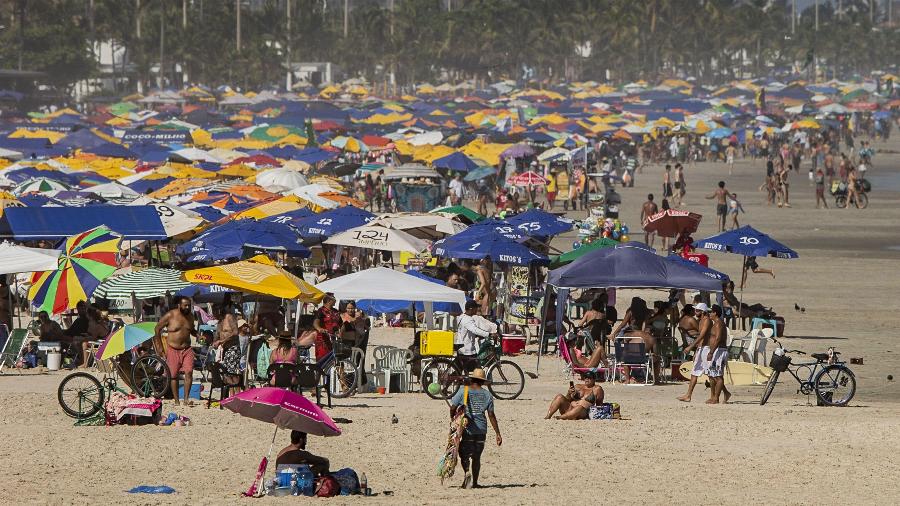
left=421, top=335, right=525, bottom=401
left=759, top=338, right=856, bottom=407
left=57, top=351, right=171, bottom=421
left=832, top=179, right=869, bottom=209
left=322, top=335, right=361, bottom=399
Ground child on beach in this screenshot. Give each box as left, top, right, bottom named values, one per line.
left=728, top=193, right=744, bottom=230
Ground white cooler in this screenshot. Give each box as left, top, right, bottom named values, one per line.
left=46, top=352, right=62, bottom=371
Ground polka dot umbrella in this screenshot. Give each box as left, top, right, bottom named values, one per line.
left=29, top=226, right=121, bottom=314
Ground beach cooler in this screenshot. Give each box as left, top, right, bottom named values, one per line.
left=420, top=330, right=454, bottom=356
left=177, top=383, right=203, bottom=400
left=501, top=334, right=526, bottom=355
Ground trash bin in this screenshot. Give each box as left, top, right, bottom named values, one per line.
left=47, top=351, right=62, bottom=371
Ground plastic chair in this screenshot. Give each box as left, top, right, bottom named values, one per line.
left=750, top=317, right=779, bottom=337
left=376, top=348, right=412, bottom=393
left=746, top=328, right=773, bottom=365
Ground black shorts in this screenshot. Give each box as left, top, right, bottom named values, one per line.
left=716, top=204, right=727, bottom=216
left=745, top=257, right=759, bottom=270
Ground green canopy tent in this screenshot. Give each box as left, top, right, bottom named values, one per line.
left=429, top=205, right=485, bottom=224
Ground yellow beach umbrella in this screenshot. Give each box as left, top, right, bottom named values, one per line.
left=182, top=255, right=323, bottom=302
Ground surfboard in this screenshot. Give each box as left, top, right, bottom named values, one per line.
left=678, top=360, right=773, bottom=386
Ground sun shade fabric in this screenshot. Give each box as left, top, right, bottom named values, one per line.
left=315, top=267, right=467, bottom=307
left=1, top=206, right=167, bottom=240
left=93, top=268, right=190, bottom=300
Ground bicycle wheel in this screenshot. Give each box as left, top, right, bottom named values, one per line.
left=759, top=371, right=780, bottom=406
left=131, top=355, right=172, bottom=398
left=58, top=372, right=104, bottom=418
left=814, top=365, right=856, bottom=407
left=856, top=193, right=869, bottom=209
left=329, top=358, right=359, bottom=398
left=835, top=195, right=847, bottom=208
left=487, top=360, right=525, bottom=400
left=421, top=357, right=462, bottom=400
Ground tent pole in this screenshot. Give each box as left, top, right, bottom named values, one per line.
left=535, top=283, right=552, bottom=376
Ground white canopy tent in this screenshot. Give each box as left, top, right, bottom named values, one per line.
left=316, top=267, right=466, bottom=329
left=0, top=242, right=61, bottom=274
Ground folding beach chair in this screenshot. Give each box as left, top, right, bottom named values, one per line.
left=558, top=334, right=612, bottom=381
left=0, top=328, right=29, bottom=373
left=613, top=340, right=653, bottom=385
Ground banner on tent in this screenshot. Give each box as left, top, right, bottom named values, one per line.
left=122, top=130, right=192, bottom=144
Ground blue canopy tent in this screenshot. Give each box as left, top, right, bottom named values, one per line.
left=176, top=219, right=309, bottom=262
left=0, top=205, right=166, bottom=240
left=666, top=254, right=730, bottom=282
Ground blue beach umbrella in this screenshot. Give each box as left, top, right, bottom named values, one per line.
left=291, top=206, right=375, bottom=240
left=463, top=166, right=496, bottom=182
left=176, top=219, right=309, bottom=262
left=694, top=225, right=798, bottom=259
left=262, top=207, right=316, bottom=225
left=432, top=152, right=478, bottom=173
left=505, top=208, right=573, bottom=237
left=432, top=231, right=548, bottom=266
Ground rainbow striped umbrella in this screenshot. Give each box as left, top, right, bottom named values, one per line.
left=29, top=226, right=121, bottom=314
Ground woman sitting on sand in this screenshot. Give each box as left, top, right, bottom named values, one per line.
left=545, top=372, right=605, bottom=420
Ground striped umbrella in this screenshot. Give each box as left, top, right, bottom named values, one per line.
left=13, top=177, right=73, bottom=195
left=29, top=226, right=121, bottom=314
left=93, top=268, right=190, bottom=300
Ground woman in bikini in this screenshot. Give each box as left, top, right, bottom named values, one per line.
left=545, top=371, right=605, bottom=420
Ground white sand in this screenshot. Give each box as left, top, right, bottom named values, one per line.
left=2, top=140, right=900, bottom=504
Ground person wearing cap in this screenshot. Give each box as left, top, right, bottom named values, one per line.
left=455, top=300, right=493, bottom=372
left=677, top=303, right=712, bottom=402
left=449, top=368, right=501, bottom=489
left=545, top=371, right=605, bottom=420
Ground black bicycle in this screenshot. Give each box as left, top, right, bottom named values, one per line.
left=760, top=339, right=856, bottom=407
left=421, top=335, right=525, bottom=401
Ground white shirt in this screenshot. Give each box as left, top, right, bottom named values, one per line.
left=448, top=179, right=464, bottom=198
left=455, top=313, right=491, bottom=355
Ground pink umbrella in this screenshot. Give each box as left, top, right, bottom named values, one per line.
left=221, top=387, right=340, bottom=497
left=507, top=171, right=548, bottom=186
left=222, top=387, right=340, bottom=436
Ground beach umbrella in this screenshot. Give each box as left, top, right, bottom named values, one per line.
left=254, top=168, right=309, bottom=189
left=463, top=166, right=496, bottom=182
left=29, top=226, right=121, bottom=314
left=433, top=231, right=549, bottom=266
left=642, top=209, right=703, bottom=238
left=430, top=205, right=485, bottom=224
left=432, top=152, right=478, bottom=173
left=13, top=177, right=72, bottom=195
left=505, top=208, right=573, bottom=237
left=507, top=171, right=548, bottom=186
left=182, top=255, right=323, bottom=302
left=93, top=268, right=190, bottom=300
left=222, top=387, right=341, bottom=436
left=96, top=321, right=157, bottom=360
left=0, top=242, right=62, bottom=274
left=261, top=207, right=315, bottom=225
left=369, top=213, right=467, bottom=240
left=549, top=237, right=618, bottom=268
left=176, top=219, right=310, bottom=262
left=292, top=205, right=375, bottom=240
left=501, top=143, right=535, bottom=158
left=694, top=225, right=798, bottom=259
left=324, top=224, right=428, bottom=253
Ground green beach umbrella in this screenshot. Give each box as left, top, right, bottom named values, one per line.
left=550, top=237, right=618, bottom=268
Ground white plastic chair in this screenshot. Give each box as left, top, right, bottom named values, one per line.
left=377, top=348, right=412, bottom=393
left=748, top=328, right=773, bottom=365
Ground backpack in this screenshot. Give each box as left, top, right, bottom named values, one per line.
left=331, top=468, right=360, bottom=495
left=315, top=475, right=340, bottom=497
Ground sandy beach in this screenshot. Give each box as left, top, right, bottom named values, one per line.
left=2, top=140, right=900, bottom=505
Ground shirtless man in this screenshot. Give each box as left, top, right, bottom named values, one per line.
left=475, top=257, right=494, bottom=316
left=705, top=181, right=732, bottom=232
left=641, top=193, right=658, bottom=247
left=153, top=296, right=196, bottom=405
left=705, top=305, right=731, bottom=404
left=677, top=303, right=711, bottom=402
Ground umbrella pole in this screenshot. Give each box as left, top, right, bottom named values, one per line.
left=12, top=277, right=19, bottom=330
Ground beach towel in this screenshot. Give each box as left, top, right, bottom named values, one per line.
left=437, top=387, right=468, bottom=483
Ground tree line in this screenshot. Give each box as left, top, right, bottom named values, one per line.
left=0, top=0, right=896, bottom=95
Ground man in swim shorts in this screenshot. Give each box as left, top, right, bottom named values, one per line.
left=706, top=180, right=732, bottom=232
left=677, top=303, right=711, bottom=402
left=705, top=305, right=731, bottom=404
left=153, top=296, right=197, bottom=405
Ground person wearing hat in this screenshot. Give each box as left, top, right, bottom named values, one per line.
left=677, top=303, right=712, bottom=402
left=545, top=371, right=605, bottom=420
left=449, top=368, right=501, bottom=489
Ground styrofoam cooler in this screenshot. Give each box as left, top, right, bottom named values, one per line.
left=500, top=334, right=526, bottom=355
left=46, top=352, right=61, bottom=371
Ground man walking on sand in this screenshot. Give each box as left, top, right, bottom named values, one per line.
left=705, top=181, right=731, bottom=232
left=450, top=368, right=501, bottom=489
left=677, top=303, right=711, bottom=403
left=153, top=296, right=197, bottom=406
left=641, top=193, right=658, bottom=247
left=705, top=305, right=731, bottom=404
